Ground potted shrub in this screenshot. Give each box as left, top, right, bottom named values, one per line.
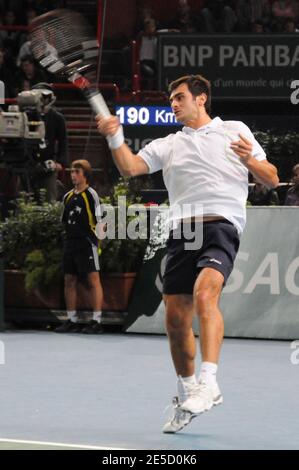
left=96, top=178, right=149, bottom=311
left=1, top=192, right=65, bottom=310
left=1, top=179, right=150, bottom=315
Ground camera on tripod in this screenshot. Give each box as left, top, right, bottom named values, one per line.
left=0, top=89, right=47, bottom=168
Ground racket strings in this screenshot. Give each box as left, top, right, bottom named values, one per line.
left=30, top=10, right=97, bottom=71
left=30, top=7, right=110, bottom=155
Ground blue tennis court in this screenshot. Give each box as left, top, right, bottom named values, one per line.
left=0, top=331, right=298, bottom=450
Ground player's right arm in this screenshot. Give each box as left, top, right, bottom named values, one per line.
left=96, top=116, right=149, bottom=177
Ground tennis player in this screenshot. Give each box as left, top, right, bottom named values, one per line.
left=96, top=74, right=279, bottom=433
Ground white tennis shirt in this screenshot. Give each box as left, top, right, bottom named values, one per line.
left=138, top=116, right=267, bottom=235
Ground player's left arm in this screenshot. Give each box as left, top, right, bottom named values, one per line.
left=230, top=134, right=279, bottom=189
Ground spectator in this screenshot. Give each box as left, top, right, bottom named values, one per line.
left=30, top=82, right=68, bottom=203
left=139, top=18, right=158, bottom=82
left=15, top=55, right=47, bottom=92
left=16, top=40, right=32, bottom=66
left=271, top=0, right=299, bottom=32
left=168, top=0, right=197, bottom=33
left=1, top=9, right=20, bottom=55
left=0, top=47, right=16, bottom=97
left=272, top=0, right=298, bottom=20
left=283, top=17, right=299, bottom=32
left=139, top=9, right=191, bottom=84
left=236, top=0, right=271, bottom=32
left=18, top=23, right=58, bottom=67
left=248, top=179, right=279, bottom=205
left=135, top=4, right=155, bottom=35
left=251, top=20, right=265, bottom=32
left=284, top=164, right=299, bottom=206
left=199, top=0, right=237, bottom=33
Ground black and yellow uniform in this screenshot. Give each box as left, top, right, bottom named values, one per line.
left=62, top=186, right=101, bottom=275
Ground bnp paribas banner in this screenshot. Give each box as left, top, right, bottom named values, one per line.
left=158, top=34, right=299, bottom=99
left=125, top=207, right=299, bottom=340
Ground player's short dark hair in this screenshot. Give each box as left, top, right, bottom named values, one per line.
left=168, top=74, right=211, bottom=115
left=71, top=159, right=92, bottom=182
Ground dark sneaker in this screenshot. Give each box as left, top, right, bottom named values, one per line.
left=81, top=320, right=104, bottom=334
left=55, top=320, right=82, bottom=333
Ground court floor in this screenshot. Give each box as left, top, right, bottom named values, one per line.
left=0, top=331, right=298, bottom=450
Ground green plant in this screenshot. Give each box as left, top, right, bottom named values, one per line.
left=1, top=179, right=150, bottom=292
left=254, top=131, right=299, bottom=182
left=24, top=248, right=62, bottom=293
left=99, top=178, right=149, bottom=272
left=0, top=192, right=64, bottom=291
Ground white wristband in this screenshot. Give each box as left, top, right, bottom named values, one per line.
left=106, top=126, right=125, bottom=150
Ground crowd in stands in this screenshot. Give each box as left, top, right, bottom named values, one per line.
left=0, top=0, right=299, bottom=201
left=0, top=0, right=67, bottom=97
left=0, top=0, right=298, bottom=97
left=136, top=1, right=299, bottom=36
left=137, top=1, right=299, bottom=84
left=247, top=163, right=299, bottom=206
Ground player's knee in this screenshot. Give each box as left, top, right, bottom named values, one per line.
left=65, top=275, right=77, bottom=288
left=165, top=308, right=190, bottom=335
left=195, top=287, right=213, bottom=307
left=86, top=274, right=100, bottom=288
left=194, top=280, right=221, bottom=314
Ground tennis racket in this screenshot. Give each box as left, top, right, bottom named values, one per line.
left=29, top=8, right=111, bottom=118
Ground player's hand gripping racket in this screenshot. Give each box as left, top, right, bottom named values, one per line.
left=29, top=8, right=111, bottom=118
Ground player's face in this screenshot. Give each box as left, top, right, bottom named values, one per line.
left=71, top=168, right=87, bottom=186
left=169, top=83, right=200, bottom=123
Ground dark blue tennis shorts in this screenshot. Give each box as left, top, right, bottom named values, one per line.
left=162, top=219, right=240, bottom=295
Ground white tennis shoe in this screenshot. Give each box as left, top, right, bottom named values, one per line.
left=180, top=380, right=223, bottom=415
left=162, top=397, right=196, bottom=434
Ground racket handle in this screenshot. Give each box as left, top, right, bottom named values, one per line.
left=88, top=92, right=111, bottom=118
